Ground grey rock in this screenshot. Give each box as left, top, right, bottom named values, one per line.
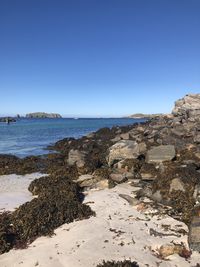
left=146, top=145, right=176, bottom=163
left=141, top=173, right=156, bottom=181
left=77, top=174, right=94, bottom=183
left=107, top=140, right=140, bottom=166
left=172, top=117, right=182, bottom=123
left=188, top=109, right=200, bottom=118
left=171, top=128, right=185, bottom=137
left=136, top=186, right=153, bottom=199
left=193, top=185, right=200, bottom=203
left=79, top=179, right=96, bottom=188
left=172, top=94, right=200, bottom=117
left=120, top=133, right=130, bottom=140
left=111, top=135, right=121, bottom=143
left=67, top=149, right=86, bottom=168
left=92, top=179, right=109, bottom=190
left=86, top=132, right=95, bottom=138
left=119, top=194, right=139, bottom=206
left=194, top=133, right=200, bottom=144
left=125, top=172, right=135, bottom=180
left=110, top=173, right=127, bottom=183
left=189, top=215, right=200, bottom=252
left=151, top=190, right=163, bottom=202
left=138, top=142, right=147, bottom=153
left=169, top=178, right=185, bottom=193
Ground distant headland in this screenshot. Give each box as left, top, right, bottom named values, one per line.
left=26, top=112, right=62, bottom=119
left=127, top=113, right=163, bottom=119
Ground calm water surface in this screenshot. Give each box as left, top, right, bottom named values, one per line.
left=0, top=118, right=145, bottom=157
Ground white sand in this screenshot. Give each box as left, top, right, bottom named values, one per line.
left=0, top=183, right=199, bottom=267
left=0, top=173, right=46, bottom=211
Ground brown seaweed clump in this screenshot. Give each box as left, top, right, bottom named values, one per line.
left=0, top=154, right=46, bottom=175
left=152, top=163, right=200, bottom=224
left=96, top=260, right=139, bottom=267
left=0, top=212, right=15, bottom=254
left=0, top=174, right=95, bottom=255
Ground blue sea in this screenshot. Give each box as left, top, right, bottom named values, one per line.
left=0, top=118, right=145, bottom=157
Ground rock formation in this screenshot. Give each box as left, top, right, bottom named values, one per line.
left=26, top=112, right=62, bottom=118
left=0, top=117, right=16, bottom=123
left=172, top=93, right=200, bottom=118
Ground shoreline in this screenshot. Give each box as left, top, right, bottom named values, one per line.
left=0, top=117, right=144, bottom=158
left=1, top=94, right=200, bottom=266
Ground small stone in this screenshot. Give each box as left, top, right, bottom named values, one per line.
left=93, top=179, right=109, bottom=190
left=119, top=194, right=138, bottom=206
left=151, top=190, right=163, bottom=203
left=138, top=142, right=147, bottom=153
left=169, top=178, right=185, bottom=193
left=111, top=136, right=121, bottom=143
left=120, top=133, right=130, bottom=140
left=110, top=173, right=127, bottom=183
left=158, top=244, right=185, bottom=258
left=77, top=174, right=94, bottom=183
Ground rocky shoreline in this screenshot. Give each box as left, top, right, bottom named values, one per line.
left=1, top=94, right=200, bottom=266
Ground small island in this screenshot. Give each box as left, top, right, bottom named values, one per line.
left=128, top=113, right=163, bottom=119
left=26, top=112, right=62, bottom=119
left=0, top=117, right=16, bottom=123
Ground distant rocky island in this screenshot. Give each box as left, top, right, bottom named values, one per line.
left=26, top=112, right=62, bottom=118
left=0, top=117, right=16, bottom=123
left=128, top=113, right=163, bottom=119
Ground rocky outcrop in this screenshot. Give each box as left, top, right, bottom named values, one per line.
left=172, top=94, right=200, bottom=117
left=26, top=112, right=62, bottom=118
left=0, top=117, right=16, bottom=123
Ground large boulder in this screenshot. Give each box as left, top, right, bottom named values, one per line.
left=67, top=149, right=86, bottom=168
left=107, top=140, right=141, bottom=166
left=146, top=145, right=176, bottom=163
left=172, top=94, right=200, bottom=117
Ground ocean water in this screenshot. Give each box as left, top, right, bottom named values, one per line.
left=0, top=118, right=145, bottom=157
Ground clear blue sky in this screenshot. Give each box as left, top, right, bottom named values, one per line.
left=0, top=0, right=200, bottom=117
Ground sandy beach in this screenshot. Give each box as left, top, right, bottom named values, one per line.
left=0, top=173, right=46, bottom=212
left=0, top=183, right=199, bottom=267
